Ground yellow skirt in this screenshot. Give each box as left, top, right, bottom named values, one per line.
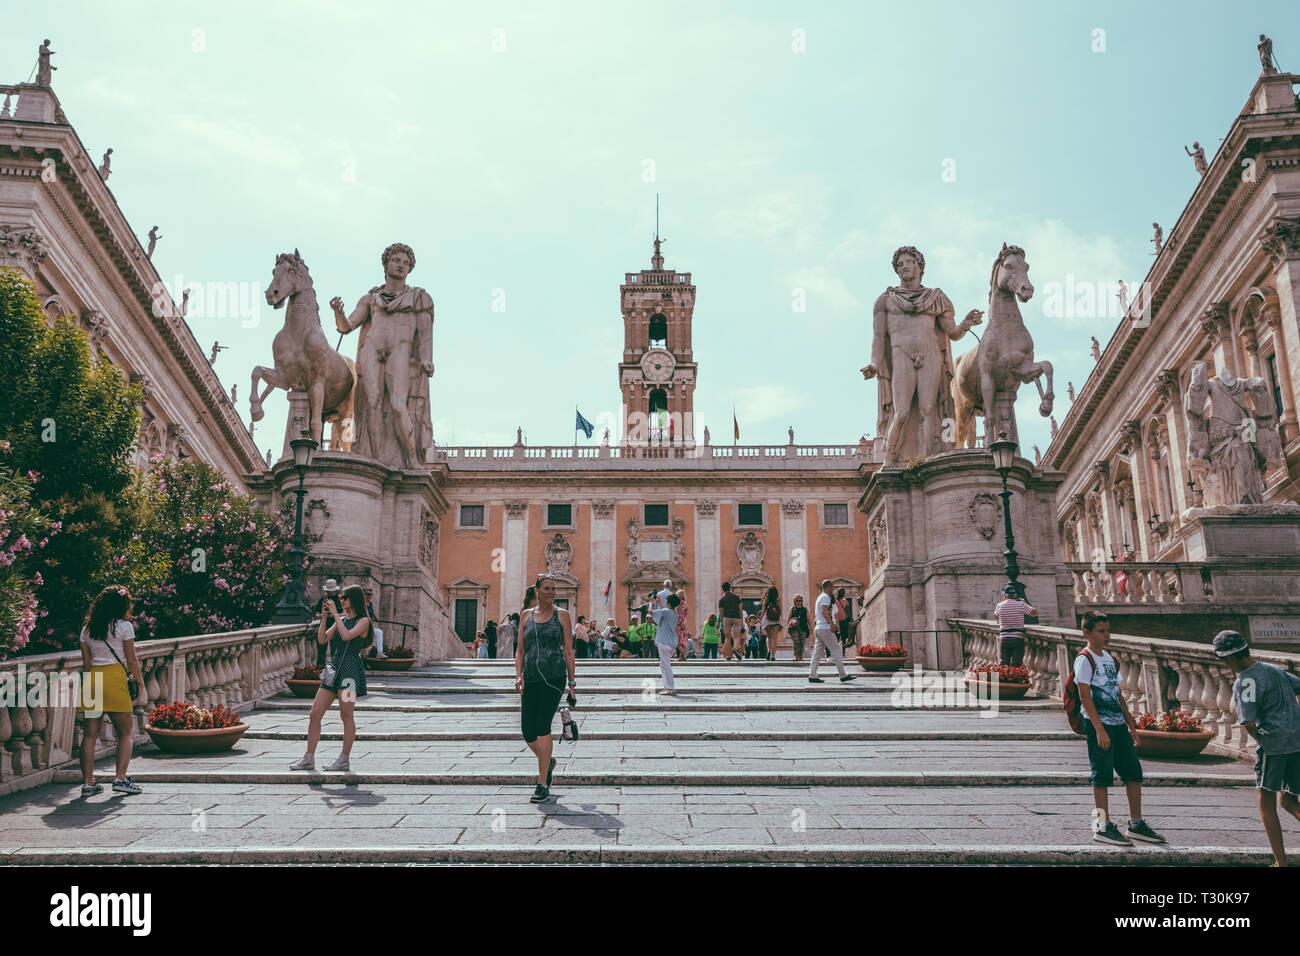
left=78, top=665, right=134, bottom=714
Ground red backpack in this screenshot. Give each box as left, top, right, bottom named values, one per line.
left=1062, top=648, right=1096, bottom=735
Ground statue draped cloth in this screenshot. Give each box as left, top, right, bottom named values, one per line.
left=871, top=285, right=960, bottom=459
left=352, top=284, right=433, bottom=467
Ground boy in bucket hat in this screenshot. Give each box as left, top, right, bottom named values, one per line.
left=1218, top=629, right=1300, bottom=866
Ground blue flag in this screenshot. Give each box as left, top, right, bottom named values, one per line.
left=575, top=409, right=595, bottom=438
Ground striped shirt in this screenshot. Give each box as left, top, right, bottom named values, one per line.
left=995, top=599, right=1033, bottom=632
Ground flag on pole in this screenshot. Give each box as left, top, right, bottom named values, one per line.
left=575, top=408, right=595, bottom=438
left=603, top=580, right=612, bottom=605
left=733, top=406, right=740, bottom=441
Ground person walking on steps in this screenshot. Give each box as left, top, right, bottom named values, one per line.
left=787, top=595, right=810, bottom=662
left=651, top=594, right=682, bottom=694
left=291, top=584, right=373, bottom=773
left=78, top=586, right=148, bottom=796
left=762, top=585, right=783, bottom=661
left=515, top=573, right=576, bottom=803
left=809, top=579, right=856, bottom=684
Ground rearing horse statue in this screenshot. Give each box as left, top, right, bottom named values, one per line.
left=251, top=250, right=356, bottom=451
left=953, top=244, right=1054, bottom=448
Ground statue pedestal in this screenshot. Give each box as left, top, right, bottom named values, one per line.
left=280, top=388, right=311, bottom=463
left=252, top=453, right=466, bottom=663
left=857, top=449, right=1074, bottom=668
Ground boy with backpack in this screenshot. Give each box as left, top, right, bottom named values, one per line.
left=1064, top=611, right=1165, bottom=847
left=1215, top=629, right=1300, bottom=866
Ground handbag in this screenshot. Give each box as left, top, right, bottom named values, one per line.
left=96, top=623, right=140, bottom=703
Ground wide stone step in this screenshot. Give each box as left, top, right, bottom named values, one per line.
left=0, top=781, right=1267, bottom=865
left=256, top=697, right=1053, bottom=713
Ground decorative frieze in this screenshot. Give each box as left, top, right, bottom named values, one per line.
left=591, top=499, right=616, bottom=518
left=305, top=498, right=331, bottom=542
left=544, top=532, right=573, bottom=576
left=1119, top=419, right=1142, bottom=455
left=0, top=225, right=48, bottom=273
left=968, top=492, right=1001, bottom=541
left=695, top=498, right=717, bottom=518
left=737, top=531, right=765, bottom=574
left=1200, top=303, right=1229, bottom=345
left=504, top=499, right=528, bottom=518
left=1261, top=217, right=1300, bottom=267
left=780, top=499, right=804, bottom=516
left=1155, top=369, right=1181, bottom=408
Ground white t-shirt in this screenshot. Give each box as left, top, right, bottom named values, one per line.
left=656, top=587, right=673, bottom=609
left=814, top=593, right=835, bottom=631
left=81, top=619, right=135, bottom=666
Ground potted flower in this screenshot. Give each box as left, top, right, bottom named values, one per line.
left=364, top=643, right=416, bottom=671
left=965, top=663, right=1032, bottom=700
left=286, top=664, right=323, bottom=698
left=145, top=701, right=249, bottom=754
left=856, top=643, right=908, bottom=672
left=1133, top=711, right=1216, bottom=757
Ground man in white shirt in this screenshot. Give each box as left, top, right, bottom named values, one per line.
left=655, top=579, right=673, bottom=611
left=810, top=578, right=856, bottom=683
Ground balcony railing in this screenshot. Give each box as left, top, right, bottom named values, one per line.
left=432, top=440, right=878, bottom=470
left=953, top=617, right=1300, bottom=761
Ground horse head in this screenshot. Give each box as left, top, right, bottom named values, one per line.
left=266, top=249, right=312, bottom=309
left=989, top=243, right=1033, bottom=304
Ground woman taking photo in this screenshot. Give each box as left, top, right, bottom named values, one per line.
left=787, top=594, right=810, bottom=662
left=762, top=585, right=783, bottom=662
left=515, top=574, right=575, bottom=803
left=290, top=584, right=373, bottom=773
left=78, top=586, right=147, bottom=796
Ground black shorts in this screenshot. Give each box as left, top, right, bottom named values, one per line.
left=1083, top=720, right=1143, bottom=788
left=521, top=674, right=565, bottom=743
left=1254, top=749, right=1300, bottom=794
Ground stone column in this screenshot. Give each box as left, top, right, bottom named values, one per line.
left=502, top=499, right=529, bottom=620
left=280, top=388, right=311, bottom=462
left=694, top=499, right=721, bottom=639
left=1263, top=306, right=1298, bottom=439
left=1125, top=421, right=1155, bottom=557
left=1263, top=218, right=1300, bottom=436
left=589, top=499, right=617, bottom=624
left=779, top=499, right=808, bottom=654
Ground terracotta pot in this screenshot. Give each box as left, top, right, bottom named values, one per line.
left=856, top=655, right=908, bottom=672
left=964, top=676, right=1032, bottom=700
left=363, top=655, right=415, bottom=671
left=145, top=722, right=249, bottom=754
left=1134, top=727, right=1215, bottom=758
left=285, top=678, right=322, bottom=698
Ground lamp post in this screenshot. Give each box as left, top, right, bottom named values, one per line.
left=990, top=432, right=1020, bottom=592
left=272, top=432, right=318, bottom=625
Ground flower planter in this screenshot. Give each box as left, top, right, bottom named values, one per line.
left=964, top=676, right=1032, bottom=700
left=145, top=722, right=249, bottom=754
left=364, top=655, right=415, bottom=671
left=1134, top=728, right=1215, bottom=758
left=857, top=655, right=908, bottom=673
left=285, top=678, right=322, bottom=698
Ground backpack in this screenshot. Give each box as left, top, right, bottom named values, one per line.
left=1062, top=648, right=1096, bottom=735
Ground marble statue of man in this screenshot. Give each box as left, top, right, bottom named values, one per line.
left=1185, top=362, right=1282, bottom=507
left=36, top=39, right=55, bottom=87
left=1090, top=336, right=1101, bottom=362
left=1151, top=223, right=1163, bottom=255
left=862, top=246, right=982, bottom=465
left=1259, top=35, right=1277, bottom=75
left=331, top=242, right=434, bottom=468
left=98, top=148, right=112, bottom=181
left=1184, top=142, right=1208, bottom=176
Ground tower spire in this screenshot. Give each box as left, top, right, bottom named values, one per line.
left=651, top=193, right=664, bottom=270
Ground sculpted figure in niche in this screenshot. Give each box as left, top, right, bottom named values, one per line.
left=1185, top=362, right=1282, bottom=507
left=862, top=245, right=982, bottom=465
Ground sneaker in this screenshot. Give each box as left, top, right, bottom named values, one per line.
left=81, top=783, right=103, bottom=796
left=840, top=675, right=858, bottom=683
left=547, top=756, right=556, bottom=788
left=1125, top=820, right=1166, bottom=844
left=530, top=784, right=550, bottom=804
left=1093, top=821, right=1132, bottom=846
left=289, top=753, right=315, bottom=771
left=112, top=777, right=142, bottom=795
left=808, top=677, right=824, bottom=683
left=658, top=688, right=676, bottom=696
left=323, top=754, right=351, bottom=772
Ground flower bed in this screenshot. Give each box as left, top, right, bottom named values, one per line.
left=1133, top=710, right=1215, bottom=757
left=145, top=701, right=248, bottom=753
left=364, top=643, right=415, bottom=671
left=286, top=664, right=323, bottom=697
left=965, top=664, right=1032, bottom=699
left=856, top=644, right=908, bottom=672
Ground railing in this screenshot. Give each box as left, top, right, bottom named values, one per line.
left=624, top=271, right=692, bottom=285
left=1065, top=561, right=1215, bottom=606
left=433, top=441, right=878, bottom=470
left=952, top=617, right=1299, bottom=760
left=0, top=85, right=20, bottom=118
left=0, top=622, right=312, bottom=795
left=373, top=619, right=415, bottom=649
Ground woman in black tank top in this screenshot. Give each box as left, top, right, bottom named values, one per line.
left=515, top=574, right=576, bottom=803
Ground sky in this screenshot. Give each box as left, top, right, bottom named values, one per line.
left=4, top=1, right=1297, bottom=461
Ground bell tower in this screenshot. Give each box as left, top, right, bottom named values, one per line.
left=618, top=225, right=698, bottom=447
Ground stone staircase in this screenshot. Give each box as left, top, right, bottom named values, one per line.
left=0, top=659, right=1272, bottom=864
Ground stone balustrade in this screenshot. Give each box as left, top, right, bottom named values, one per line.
left=0, top=622, right=312, bottom=795
left=953, top=617, right=1300, bottom=760
left=433, top=441, right=877, bottom=470
left=0, top=84, right=20, bottom=118
left=1065, top=561, right=1214, bottom=606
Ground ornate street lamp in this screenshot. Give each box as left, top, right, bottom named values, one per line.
left=272, top=432, right=318, bottom=625
left=990, top=432, right=1021, bottom=592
